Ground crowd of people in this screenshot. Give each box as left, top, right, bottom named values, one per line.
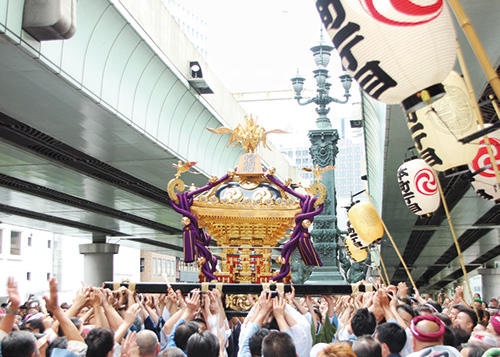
left=0, top=277, right=499, bottom=357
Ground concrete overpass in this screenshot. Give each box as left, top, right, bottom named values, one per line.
left=0, top=0, right=298, bottom=281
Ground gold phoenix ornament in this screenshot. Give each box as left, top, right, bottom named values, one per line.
left=302, top=164, right=335, bottom=183
left=207, top=114, right=287, bottom=153
left=172, top=161, right=197, bottom=178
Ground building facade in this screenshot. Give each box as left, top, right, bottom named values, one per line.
left=140, top=251, right=198, bottom=283
left=162, top=0, right=208, bottom=58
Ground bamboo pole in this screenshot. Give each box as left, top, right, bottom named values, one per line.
left=456, top=41, right=500, bottom=184
left=433, top=169, right=480, bottom=320
left=448, top=0, right=500, bottom=100
left=367, top=196, right=418, bottom=293
left=490, top=95, right=500, bottom=121
left=369, top=249, right=387, bottom=286
left=376, top=245, right=391, bottom=286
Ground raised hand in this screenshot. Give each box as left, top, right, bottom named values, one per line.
left=88, top=289, right=101, bottom=307
left=176, top=289, right=186, bottom=309
left=362, top=292, right=374, bottom=308
left=285, top=285, right=296, bottom=305
left=202, top=292, right=213, bottom=319
left=73, top=287, right=90, bottom=308
left=123, top=303, right=141, bottom=325
left=185, top=290, right=200, bottom=312
left=272, top=296, right=286, bottom=318
left=42, top=314, right=54, bottom=331
left=397, top=282, right=408, bottom=298
left=43, top=278, right=59, bottom=313
left=146, top=295, right=155, bottom=308
left=6, top=277, right=20, bottom=309
left=120, top=330, right=140, bottom=357
left=260, top=291, right=274, bottom=313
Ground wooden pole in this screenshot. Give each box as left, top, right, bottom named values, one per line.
left=367, top=196, right=418, bottom=292
left=448, top=0, right=500, bottom=100
left=490, top=95, right=500, bottom=122
left=376, top=245, right=391, bottom=286
left=102, top=282, right=373, bottom=296
left=433, top=169, right=480, bottom=320
left=369, top=249, right=387, bottom=286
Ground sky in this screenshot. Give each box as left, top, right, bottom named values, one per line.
left=176, top=0, right=362, bottom=148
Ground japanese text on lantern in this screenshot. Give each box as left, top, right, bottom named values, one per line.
left=316, top=0, right=397, bottom=99
left=407, top=112, right=444, bottom=167
left=397, top=167, right=422, bottom=214
left=347, top=221, right=363, bottom=248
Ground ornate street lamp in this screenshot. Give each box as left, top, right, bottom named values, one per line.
left=291, top=40, right=352, bottom=129
left=290, top=36, right=354, bottom=284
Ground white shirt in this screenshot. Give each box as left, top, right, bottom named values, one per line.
left=406, top=345, right=461, bottom=357
left=401, top=328, right=414, bottom=356
left=286, top=304, right=313, bottom=357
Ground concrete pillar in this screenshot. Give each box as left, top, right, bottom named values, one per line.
left=79, top=234, right=119, bottom=286
left=306, top=128, right=345, bottom=284
left=479, top=268, right=500, bottom=300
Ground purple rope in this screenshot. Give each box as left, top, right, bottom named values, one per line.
left=169, top=174, right=230, bottom=281
left=266, top=174, right=307, bottom=201
left=272, top=194, right=324, bottom=281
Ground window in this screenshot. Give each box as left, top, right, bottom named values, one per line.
left=47, top=240, right=51, bottom=249
left=27, top=272, right=31, bottom=281
left=27, top=235, right=32, bottom=247
left=0, top=229, right=3, bottom=254
left=10, top=231, right=21, bottom=255
left=152, top=258, right=157, bottom=275
left=140, top=258, right=145, bottom=273
left=46, top=273, right=50, bottom=280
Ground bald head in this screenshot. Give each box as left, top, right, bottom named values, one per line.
left=417, top=319, right=442, bottom=334
left=412, top=319, right=444, bottom=351
left=137, top=330, right=159, bottom=357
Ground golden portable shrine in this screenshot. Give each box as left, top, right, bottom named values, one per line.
left=167, top=116, right=327, bottom=286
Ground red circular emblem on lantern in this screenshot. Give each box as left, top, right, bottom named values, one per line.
left=359, top=0, right=443, bottom=27
left=471, top=137, right=500, bottom=178
left=414, top=168, right=438, bottom=196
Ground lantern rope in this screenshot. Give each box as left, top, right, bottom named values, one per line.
left=375, top=245, right=391, bottom=286
left=448, top=0, right=500, bottom=102
left=433, top=169, right=480, bottom=321
left=369, top=249, right=387, bottom=287
left=367, top=195, right=418, bottom=293
left=455, top=40, right=500, bottom=185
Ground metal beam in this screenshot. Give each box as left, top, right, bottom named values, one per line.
left=0, top=204, right=183, bottom=251
left=0, top=173, right=181, bottom=234
left=0, top=112, right=173, bottom=207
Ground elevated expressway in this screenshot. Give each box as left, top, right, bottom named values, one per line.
left=0, top=0, right=298, bottom=259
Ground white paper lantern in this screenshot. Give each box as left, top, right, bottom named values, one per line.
left=407, top=71, right=480, bottom=171
left=316, top=0, right=456, bottom=111
left=347, top=202, right=384, bottom=244
left=468, top=129, right=500, bottom=201
left=397, top=158, right=440, bottom=215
